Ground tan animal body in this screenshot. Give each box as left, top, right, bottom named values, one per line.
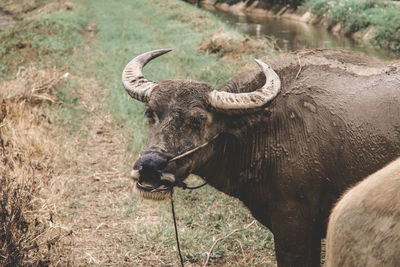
left=326, top=157, right=400, bottom=267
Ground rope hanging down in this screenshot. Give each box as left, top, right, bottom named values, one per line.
left=170, top=190, right=184, bottom=267
left=170, top=181, right=207, bottom=267
left=168, top=133, right=218, bottom=266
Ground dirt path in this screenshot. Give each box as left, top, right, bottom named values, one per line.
left=54, top=76, right=165, bottom=266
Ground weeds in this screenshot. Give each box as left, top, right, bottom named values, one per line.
left=366, top=7, right=400, bottom=52
left=0, top=169, right=36, bottom=266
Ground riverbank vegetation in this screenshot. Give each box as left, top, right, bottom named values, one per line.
left=210, top=0, right=400, bottom=53
left=304, top=0, right=400, bottom=52
left=1, top=0, right=277, bottom=265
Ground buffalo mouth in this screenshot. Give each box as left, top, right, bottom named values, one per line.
left=131, top=169, right=175, bottom=200
left=135, top=180, right=171, bottom=200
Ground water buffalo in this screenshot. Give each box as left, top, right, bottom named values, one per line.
left=122, top=48, right=400, bottom=266
left=326, top=157, right=400, bottom=267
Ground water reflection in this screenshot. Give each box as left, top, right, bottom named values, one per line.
left=202, top=5, right=398, bottom=60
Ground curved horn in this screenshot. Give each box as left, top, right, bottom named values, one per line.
left=122, top=49, right=172, bottom=102
left=209, top=59, right=281, bottom=113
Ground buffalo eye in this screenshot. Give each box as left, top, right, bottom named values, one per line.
left=188, top=115, right=204, bottom=130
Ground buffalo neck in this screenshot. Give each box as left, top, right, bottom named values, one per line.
left=193, top=112, right=274, bottom=199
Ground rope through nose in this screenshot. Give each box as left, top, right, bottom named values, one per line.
left=168, top=133, right=220, bottom=162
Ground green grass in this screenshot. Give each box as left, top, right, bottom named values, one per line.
left=304, top=0, right=400, bottom=52
left=0, top=6, right=87, bottom=80
left=366, top=7, right=400, bottom=52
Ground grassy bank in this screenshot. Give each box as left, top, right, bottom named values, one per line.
left=1, top=0, right=277, bottom=265
left=304, top=0, right=400, bottom=52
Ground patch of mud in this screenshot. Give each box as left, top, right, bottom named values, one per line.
left=0, top=9, right=16, bottom=31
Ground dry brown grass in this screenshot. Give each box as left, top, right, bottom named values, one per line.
left=199, top=31, right=279, bottom=59
left=0, top=0, right=72, bottom=19
left=30, top=1, right=73, bottom=17
left=2, top=66, right=66, bottom=103
left=0, top=0, right=38, bottom=17
left=0, top=66, right=72, bottom=266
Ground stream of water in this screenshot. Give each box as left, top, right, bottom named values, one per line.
left=202, top=5, right=398, bottom=60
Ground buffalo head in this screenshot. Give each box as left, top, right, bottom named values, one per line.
left=122, top=49, right=281, bottom=200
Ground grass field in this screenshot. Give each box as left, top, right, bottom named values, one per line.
left=0, top=0, right=277, bottom=265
